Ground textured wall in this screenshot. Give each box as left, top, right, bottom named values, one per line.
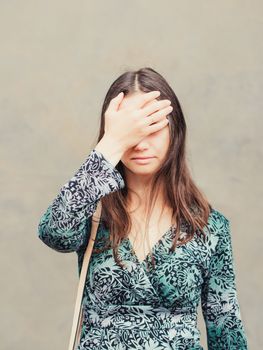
left=0, top=1, right=261, bottom=349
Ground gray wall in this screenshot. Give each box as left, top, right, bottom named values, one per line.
left=0, top=1, right=261, bottom=349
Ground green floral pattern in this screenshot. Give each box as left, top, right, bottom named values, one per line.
left=38, top=149, right=248, bottom=349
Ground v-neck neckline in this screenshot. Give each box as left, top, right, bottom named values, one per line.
left=125, top=224, right=176, bottom=265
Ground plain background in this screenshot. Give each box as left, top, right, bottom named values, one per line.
left=1, top=1, right=262, bottom=349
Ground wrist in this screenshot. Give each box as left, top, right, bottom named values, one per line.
left=94, top=136, right=125, bottom=167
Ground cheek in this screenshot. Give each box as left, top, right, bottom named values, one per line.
left=152, top=126, right=170, bottom=149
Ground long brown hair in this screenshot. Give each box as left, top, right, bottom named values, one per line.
left=91, top=67, right=212, bottom=269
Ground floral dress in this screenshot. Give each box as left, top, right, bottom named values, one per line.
left=37, top=149, right=248, bottom=349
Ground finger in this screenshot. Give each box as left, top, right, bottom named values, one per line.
left=142, top=99, right=171, bottom=117
left=148, top=118, right=169, bottom=133
left=107, top=92, right=124, bottom=112
left=135, top=91, right=161, bottom=109
left=144, top=106, right=173, bottom=130
left=146, top=106, right=173, bottom=125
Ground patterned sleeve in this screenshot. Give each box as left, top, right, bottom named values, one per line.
left=201, top=215, right=248, bottom=349
left=37, top=148, right=125, bottom=253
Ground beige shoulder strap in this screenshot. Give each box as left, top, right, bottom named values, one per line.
left=68, top=200, right=102, bottom=350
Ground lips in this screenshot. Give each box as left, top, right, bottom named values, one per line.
left=131, top=157, right=155, bottom=159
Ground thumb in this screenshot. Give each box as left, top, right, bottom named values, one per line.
left=108, top=92, right=124, bottom=112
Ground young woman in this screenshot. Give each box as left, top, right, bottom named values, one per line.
left=38, top=67, right=248, bottom=349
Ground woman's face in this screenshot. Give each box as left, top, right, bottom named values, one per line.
left=118, top=91, right=171, bottom=176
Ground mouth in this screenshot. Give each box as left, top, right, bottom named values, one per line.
left=131, top=157, right=155, bottom=160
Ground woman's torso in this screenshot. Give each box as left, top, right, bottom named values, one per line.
left=77, top=212, right=209, bottom=350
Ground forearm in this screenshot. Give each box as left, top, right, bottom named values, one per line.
left=37, top=148, right=125, bottom=252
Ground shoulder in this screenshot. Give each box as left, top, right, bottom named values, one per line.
left=205, top=207, right=232, bottom=251
left=207, top=207, right=230, bottom=233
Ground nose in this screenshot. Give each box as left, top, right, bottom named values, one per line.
left=133, top=138, right=149, bottom=151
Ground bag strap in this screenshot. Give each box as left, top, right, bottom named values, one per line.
left=68, top=200, right=102, bottom=350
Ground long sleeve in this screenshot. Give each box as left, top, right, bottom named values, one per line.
left=37, top=148, right=125, bottom=253
left=201, top=215, right=248, bottom=349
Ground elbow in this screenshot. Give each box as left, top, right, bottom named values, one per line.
left=37, top=222, right=83, bottom=253
left=37, top=205, right=84, bottom=253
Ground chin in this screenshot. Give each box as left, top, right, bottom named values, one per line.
left=128, top=164, right=158, bottom=173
